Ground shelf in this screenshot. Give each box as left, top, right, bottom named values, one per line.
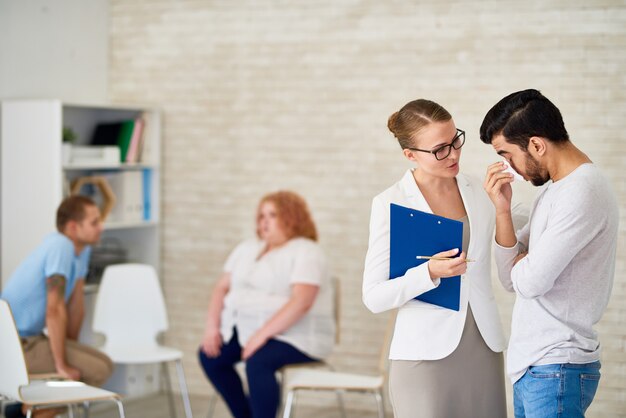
left=64, top=163, right=158, bottom=171
left=2, top=99, right=162, bottom=400
left=63, top=102, right=155, bottom=112
left=104, top=220, right=158, bottom=230
left=1, top=99, right=161, bottom=292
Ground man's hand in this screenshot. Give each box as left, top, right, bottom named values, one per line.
left=513, top=251, right=528, bottom=266
left=484, top=161, right=514, bottom=215
left=56, top=363, right=81, bottom=381
left=427, top=248, right=468, bottom=280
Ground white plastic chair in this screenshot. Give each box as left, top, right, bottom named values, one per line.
left=93, top=263, right=193, bottom=418
left=0, top=299, right=125, bottom=418
left=281, top=311, right=395, bottom=418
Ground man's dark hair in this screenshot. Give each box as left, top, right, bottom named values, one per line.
left=480, top=89, right=569, bottom=150
left=56, top=195, right=96, bottom=232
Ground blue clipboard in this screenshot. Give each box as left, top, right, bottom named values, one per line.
left=389, top=203, right=462, bottom=311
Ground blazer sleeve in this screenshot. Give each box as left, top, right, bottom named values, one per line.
left=362, top=196, right=439, bottom=314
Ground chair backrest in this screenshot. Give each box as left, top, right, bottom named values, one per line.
left=0, top=299, right=30, bottom=400
left=92, top=263, right=168, bottom=348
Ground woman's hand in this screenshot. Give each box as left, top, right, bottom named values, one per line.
left=201, top=326, right=223, bottom=358
left=427, top=248, right=468, bottom=280
left=201, top=273, right=230, bottom=357
left=241, top=283, right=319, bottom=360
left=242, top=331, right=269, bottom=360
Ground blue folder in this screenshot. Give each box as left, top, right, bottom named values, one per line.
left=389, top=203, right=463, bottom=311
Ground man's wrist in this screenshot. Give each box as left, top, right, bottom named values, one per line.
left=54, top=360, right=68, bottom=371
left=495, top=208, right=512, bottom=218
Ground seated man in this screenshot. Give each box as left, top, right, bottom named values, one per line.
left=1, top=195, right=113, bottom=417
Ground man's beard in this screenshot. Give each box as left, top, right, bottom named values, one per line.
left=525, top=153, right=550, bottom=186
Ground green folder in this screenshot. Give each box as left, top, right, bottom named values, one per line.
left=117, top=120, right=135, bottom=162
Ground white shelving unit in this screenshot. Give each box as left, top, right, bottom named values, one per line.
left=0, top=99, right=162, bottom=397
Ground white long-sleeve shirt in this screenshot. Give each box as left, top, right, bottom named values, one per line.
left=495, top=163, right=618, bottom=383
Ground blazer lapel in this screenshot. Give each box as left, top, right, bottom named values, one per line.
left=400, top=169, right=433, bottom=214
left=401, top=170, right=477, bottom=258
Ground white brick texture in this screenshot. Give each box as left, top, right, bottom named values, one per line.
left=109, top=1, right=626, bottom=416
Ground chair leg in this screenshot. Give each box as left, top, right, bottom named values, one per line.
left=375, top=389, right=385, bottom=418
left=175, top=359, right=194, bottom=418
left=162, top=362, right=178, bottom=418
left=206, top=394, right=217, bottom=418
left=336, top=389, right=347, bottom=418
left=83, top=401, right=90, bottom=418
left=115, top=399, right=126, bottom=418
left=282, top=390, right=296, bottom=418
left=68, top=404, right=75, bottom=418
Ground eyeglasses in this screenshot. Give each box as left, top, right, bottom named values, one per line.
left=408, top=129, right=465, bottom=161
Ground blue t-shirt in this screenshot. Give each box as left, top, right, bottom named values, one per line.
left=1, top=232, right=91, bottom=337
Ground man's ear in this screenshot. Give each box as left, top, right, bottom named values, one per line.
left=63, top=220, right=77, bottom=236
left=528, top=136, right=547, bottom=157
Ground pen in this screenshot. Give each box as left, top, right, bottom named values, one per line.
left=416, top=256, right=475, bottom=263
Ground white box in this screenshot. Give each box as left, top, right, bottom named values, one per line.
left=71, top=145, right=120, bottom=165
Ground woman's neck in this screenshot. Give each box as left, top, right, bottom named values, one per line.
left=412, top=168, right=465, bottom=219
left=258, top=237, right=290, bottom=259
left=412, top=168, right=457, bottom=192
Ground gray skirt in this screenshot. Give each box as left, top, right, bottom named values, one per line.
left=389, top=307, right=507, bottom=418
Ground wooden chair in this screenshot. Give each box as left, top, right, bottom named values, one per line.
left=280, top=311, right=396, bottom=418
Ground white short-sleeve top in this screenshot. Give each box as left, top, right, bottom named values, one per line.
left=220, top=237, right=335, bottom=360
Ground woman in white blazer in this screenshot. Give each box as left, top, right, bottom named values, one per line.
left=363, top=99, right=507, bottom=417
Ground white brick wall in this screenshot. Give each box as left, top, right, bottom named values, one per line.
left=109, top=1, right=626, bottom=416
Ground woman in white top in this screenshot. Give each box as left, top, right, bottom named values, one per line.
left=363, top=99, right=507, bottom=417
left=199, top=191, right=335, bottom=418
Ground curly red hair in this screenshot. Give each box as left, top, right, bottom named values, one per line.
left=256, top=191, right=318, bottom=242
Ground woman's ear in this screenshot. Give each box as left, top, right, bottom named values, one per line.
left=528, top=136, right=547, bottom=157
left=403, top=148, right=417, bottom=162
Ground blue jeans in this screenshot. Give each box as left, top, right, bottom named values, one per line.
left=198, top=327, right=317, bottom=418
left=513, top=362, right=601, bottom=418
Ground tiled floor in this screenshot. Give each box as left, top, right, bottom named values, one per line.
left=86, top=392, right=389, bottom=418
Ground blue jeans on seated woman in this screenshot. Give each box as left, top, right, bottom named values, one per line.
left=198, top=327, right=317, bottom=418
left=513, top=361, right=601, bottom=418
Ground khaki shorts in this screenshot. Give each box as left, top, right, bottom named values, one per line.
left=21, top=335, right=113, bottom=387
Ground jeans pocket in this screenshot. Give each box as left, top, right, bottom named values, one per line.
left=580, top=372, right=601, bottom=412
left=521, top=367, right=562, bottom=417
left=528, top=364, right=561, bottom=379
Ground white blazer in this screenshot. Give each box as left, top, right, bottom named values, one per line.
left=363, top=169, right=506, bottom=360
